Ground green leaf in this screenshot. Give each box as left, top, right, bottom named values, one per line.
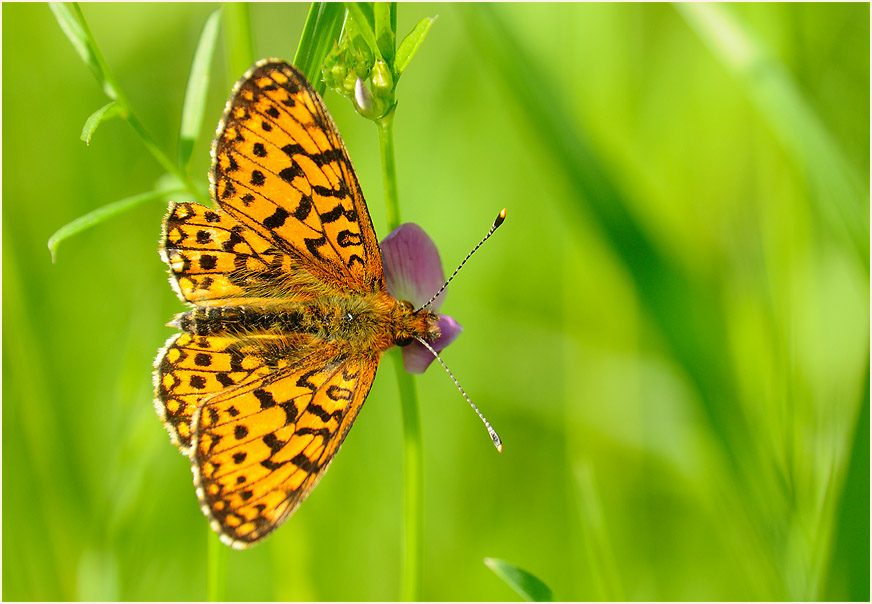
left=344, top=3, right=380, bottom=60
left=80, top=101, right=120, bottom=145
left=47, top=187, right=184, bottom=262
left=49, top=2, right=113, bottom=98
left=222, top=2, right=254, bottom=80
left=395, top=16, right=435, bottom=76
left=372, top=2, right=396, bottom=66
left=293, top=2, right=347, bottom=96
left=484, top=558, right=554, bottom=602
left=179, top=9, right=221, bottom=169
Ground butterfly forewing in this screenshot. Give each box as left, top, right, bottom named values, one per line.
left=161, top=200, right=324, bottom=306
left=211, top=60, right=384, bottom=294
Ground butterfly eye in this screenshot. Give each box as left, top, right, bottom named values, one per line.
left=395, top=335, right=414, bottom=347
left=398, top=300, right=415, bottom=312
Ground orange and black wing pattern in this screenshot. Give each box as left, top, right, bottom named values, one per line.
left=191, top=347, right=378, bottom=548
left=154, top=59, right=390, bottom=548
left=211, top=59, right=384, bottom=294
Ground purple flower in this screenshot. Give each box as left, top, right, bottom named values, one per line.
left=381, top=223, right=463, bottom=374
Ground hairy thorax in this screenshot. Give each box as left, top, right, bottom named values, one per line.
left=173, top=291, right=440, bottom=359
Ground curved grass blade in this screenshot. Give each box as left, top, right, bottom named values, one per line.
left=222, top=3, right=254, bottom=81
left=676, top=3, right=869, bottom=268
left=396, top=16, right=436, bottom=77
left=293, top=2, right=347, bottom=95
left=179, top=9, right=222, bottom=169
left=48, top=187, right=184, bottom=262
left=484, top=558, right=554, bottom=602
left=80, top=101, right=120, bottom=145
left=49, top=2, right=112, bottom=98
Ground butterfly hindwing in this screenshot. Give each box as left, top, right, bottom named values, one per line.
left=211, top=59, right=384, bottom=294
left=191, top=347, right=379, bottom=548
left=154, top=333, right=272, bottom=453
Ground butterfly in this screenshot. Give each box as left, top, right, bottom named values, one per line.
left=153, top=58, right=447, bottom=549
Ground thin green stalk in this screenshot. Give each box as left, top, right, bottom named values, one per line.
left=378, top=113, right=401, bottom=231
left=69, top=3, right=208, bottom=206
left=391, top=349, right=423, bottom=602
left=207, top=530, right=227, bottom=601
left=378, top=110, right=422, bottom=601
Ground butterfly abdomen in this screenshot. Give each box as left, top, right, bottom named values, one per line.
left=172, top=293, right=436, bottom=355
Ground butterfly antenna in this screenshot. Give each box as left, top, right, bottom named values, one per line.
left=414, top=336, right=503, bottom=452
left=416, top=209, right=507, bottom=312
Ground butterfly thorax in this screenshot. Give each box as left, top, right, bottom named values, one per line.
left=173, top=292, right=439, bottom=356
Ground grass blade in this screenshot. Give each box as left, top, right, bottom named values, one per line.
left=80, top=101, right=120, bottom=145
left=484, top=558, right=554, bottom=602
left=823, top=361, right=871, bottom=601
left=47, top=187, right=184, bottom=262
left=48, top=2, right=110, bottom=96
left=395, top=16, right=435, bottom=77
left=222, top=3, right=254, bottom=81
left=293, top=2, right=347, bottom=95
left=179, top=9, right=222, bottom=169
left=676, top=3, right=869, bottom=268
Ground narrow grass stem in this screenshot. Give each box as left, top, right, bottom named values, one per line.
left=378, top=110, right=422, bottom=601
left=391, top=349, right=423, bottom=602
left=71, top=3, right=209, bottom=207
left=206, top=530, right=227, bottom=601
left=378, top=112, right=401, bottom=231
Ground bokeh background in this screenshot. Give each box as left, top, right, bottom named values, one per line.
left=3, top=3, right=869, bottom=601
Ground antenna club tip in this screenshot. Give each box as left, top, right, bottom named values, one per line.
left=494, top=208, right=507, bottom=228
left=497, top=443, right=503, bottom=453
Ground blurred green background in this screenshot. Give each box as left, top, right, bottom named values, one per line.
left=3, top=3, right=869, bottom=601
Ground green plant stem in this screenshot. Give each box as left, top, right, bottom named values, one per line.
left=207, top=530, right=227, bottom=601
left=391, top=349, right=423, bottom=602
left=378, top=110, right=422, bottom=601
left=378, top=113, right=401, bottom=231
left=70, top=3, right=209, bottom=206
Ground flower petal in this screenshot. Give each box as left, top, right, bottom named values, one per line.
left=402, top=315, right=463, bottom=374
left=381, top=223, right=446, bottom=310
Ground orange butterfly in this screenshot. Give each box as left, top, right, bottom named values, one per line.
left=154, top=59, right=489, bottom=549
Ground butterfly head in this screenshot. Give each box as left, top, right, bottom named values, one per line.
left=393, top=299, right=441, bottom=348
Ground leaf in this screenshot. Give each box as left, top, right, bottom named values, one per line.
left=344, top=3, right=380, bottom=60
left=49, top=2, right=115, bottom=99
left=222, top=2, right=254, bottom=81
left=293, top=2, right=347, bottom=96
left=395, top=16, right=436, bottom=76
left=80, top=101, right=120, bottom=145
left=373, top=2, right=396, bottom=66
left=179, top=9, right=222, bottom=169
left=484, top=558, right=554, bottom=602
left=47, top=187, right=184, bottom=262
